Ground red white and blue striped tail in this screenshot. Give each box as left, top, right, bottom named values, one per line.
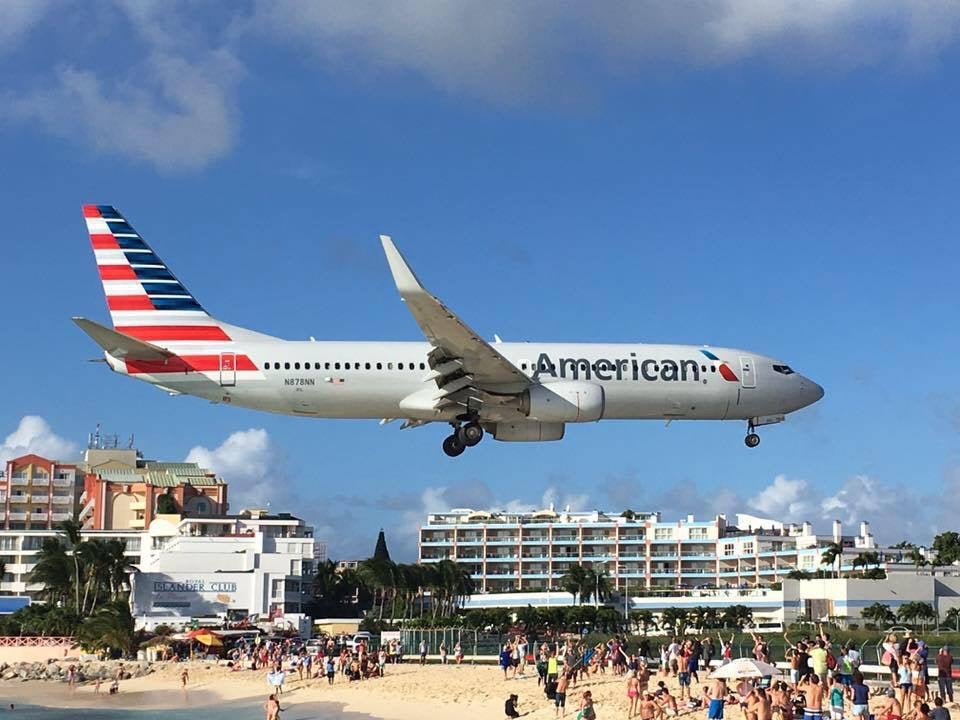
left=82, top=205, right=232, bottom=344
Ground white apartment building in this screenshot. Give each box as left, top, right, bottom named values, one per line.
left=130, top=509, right=316, bottom=629
left=419, top=508, right=878, bottom=594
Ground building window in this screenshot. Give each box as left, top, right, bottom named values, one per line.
left=722, top=543, right=735, bottom=556
left=271, top=579, right=283, bottom=598
left=689, top=528, right=708, bottom=539
left=654, top=528, right=673, bottom=540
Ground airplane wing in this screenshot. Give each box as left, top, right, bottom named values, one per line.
left=380, top=236, right=530, bottom=395
left=72, top=317, right=176, bottom=361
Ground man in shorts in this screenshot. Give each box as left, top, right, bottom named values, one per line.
left=850, top=672, right=870, bottom=720
left=678, top=664, right=692, bottom=701
left=705, top=677, right=728, bottom=720
left=555, top=672, right=570, bottom=718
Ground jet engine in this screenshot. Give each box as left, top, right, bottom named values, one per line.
left=520, top=381, right=605, bottom=423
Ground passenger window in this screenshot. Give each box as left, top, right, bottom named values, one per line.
left=284, top=362, right=290, bottom=370
left=388, top=363, right=393, bottom=370
left=711, top=366, right=716, bottom=373
left=365, top=362, right=371, bottom=370
left=377, top=363, right=383, bottom=370
left=335, top=362, right=341, bottom=370
left=295, top=362, right=301, bottom=370
left=314, top=363, right=321, bottom=370
left=398, top=362, right=404, bottom=370
left=354, top=362, right=360, bottom=370
left=701, top=365, right=706, bottom=372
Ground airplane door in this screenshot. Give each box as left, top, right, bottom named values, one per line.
left=739, top=356, right=756, bottom=389
left=219, top=352, right=237, bottom=387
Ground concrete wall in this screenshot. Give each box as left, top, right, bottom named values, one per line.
left=782, top=576, right=937, bottom=622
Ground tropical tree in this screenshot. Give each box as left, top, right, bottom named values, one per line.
left=76, top=602, right=136, bottom=656
left=660, top=607, right=687, bottom=636
left=581, top=567, right=611, bottom=606
left=29, top=537, right=73, bottom=606
left=0, top=559, right=6, bottom=595
left=945, top=607, right=960, bottom=632
left=897, top=601, right=937, bottom=630
left=58, top=519, right=84, bottom=614
left=932, top=532, right=960, bottom=567
left=721, top=604, right=753, bottom=630
left=907, top=547, right=928, bottom=575
left=820, top=542, right=844, bottom=578
left=851, top=551, right=881, bottom=571
left=861, top=602, right=896, bottom=627
left=561, top=565, right=589, bottom=605
left=630, top=609, right=655, bottom=635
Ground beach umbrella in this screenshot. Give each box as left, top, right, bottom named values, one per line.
left=709, top=658, right=782, bottom=679
left=186, top=629, right=224, bottom=647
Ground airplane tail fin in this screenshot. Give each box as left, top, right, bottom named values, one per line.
left=81, top=205, right=232, bottom=344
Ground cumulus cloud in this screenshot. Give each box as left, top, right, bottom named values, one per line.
left=247, top=1, right=960, bottom=104
left=184, top=428, right=284, bottom=512
left=0, top=416, right=79, bottom=465
left=4, top=50, right=241, bottom=172
left=1, top=1, right=242, bottom=171
left=748, top=474, right=814, bottom=519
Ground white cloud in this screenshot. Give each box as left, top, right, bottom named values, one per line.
left=747, top=474, right=814, bottom=519
left=0, top=0, right=51, bottom=53
left=247, top=1, right=960, bottom=104
left=5, top=50, right=241, bottom=172
left=184, top=428, right=279, bottom=511
left=0, top=416, right=78, bottom=465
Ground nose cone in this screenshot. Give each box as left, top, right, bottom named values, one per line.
left=798, top=376, right=825, bottom=408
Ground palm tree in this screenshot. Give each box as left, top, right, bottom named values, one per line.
left=945, top=607, right=960, bottom=632
left=898, top=602, right=936, bottom=631
left=630, top=609, right=655, bottom=635
left=77, top=602, right=136, bottom=656
left=561, top=564, right=589, bottom=605
left=29, top=537, right=73, bottom=606
left=721, top=604, right=753, bottom=631
left=820, top=542, right=844, bottom=578
left=852, top=551, right=881, bottom=572
left=58, top=519, right=85, bottom=614
left=907, top=548, right=927, bottom=575
left=660, top=607, right=687, bottom=636
left=105, top=540, right=137, bottom=602
left=861, top=602, right=896, bottom=627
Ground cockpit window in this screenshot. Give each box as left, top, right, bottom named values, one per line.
left=772, top=364, right=795, bottom=375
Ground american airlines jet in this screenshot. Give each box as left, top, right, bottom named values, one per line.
left=74, top=205, right=824, bottom=456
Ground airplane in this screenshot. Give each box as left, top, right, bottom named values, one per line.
left=74, top=205, right=824, bottom=457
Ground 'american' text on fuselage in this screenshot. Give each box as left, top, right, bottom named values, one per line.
left=531, top=352, right=703, bottom=383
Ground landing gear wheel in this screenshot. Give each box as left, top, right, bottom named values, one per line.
left=460, top=422, right=484, bottom=447
left=442, top=434, right=465, bottom=457
left=745, top=433, right=761, bottom=448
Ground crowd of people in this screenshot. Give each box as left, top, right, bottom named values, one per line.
left=499, top=625, right=957, bottom=720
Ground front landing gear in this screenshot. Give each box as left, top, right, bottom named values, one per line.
left=745, top=432, right=760, bottom=448
left=442, top=434, right=465, bottom=457
left=442, top=420, right=484, bottom=456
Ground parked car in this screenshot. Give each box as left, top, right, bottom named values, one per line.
left=346, top=632, right=373, bottom=650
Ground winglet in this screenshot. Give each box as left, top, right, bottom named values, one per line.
left=380, top=235, right=426, bottom=297
left=73, top=317, right=175, bottom=361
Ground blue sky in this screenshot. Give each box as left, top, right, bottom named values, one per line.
left=2, top=2, right=959, bottom=560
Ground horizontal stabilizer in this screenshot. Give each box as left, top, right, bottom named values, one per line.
left=72, top=317, right=175, bottom=361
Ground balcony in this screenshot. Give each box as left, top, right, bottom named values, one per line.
left=522, top=535, right=549, bottom=542
left=30, top=494, right=49, bottom=503
left=51, top=494, right=72, bottom=504
left=456, top=538, right=483, bottom=545
left=521, top=554, right=550, bottom=560
left=650, top=551, right=678, bottom=559
left=9, top=477, right=29, bottom=486
left=130, top=499, right=146, bottom=511
left=8, top=495, right=28, bottom=504
left=7, top=512, right=27, bottom=521
left=486, top=537, right=519, bottom=545
left=582, top=536, right=615, bottom=544
left=52, top=477, right=74, bottom=487
left=485, top=555, right=517, bottom=561
left=680, top=568, right=715, bottom=574
left=552, top=535, right=578, bottom=542
left=129, top=517, right=145, bottom=528
left=51, top=512, right=72, bottom=522
left=618, top=535, right=646, bottom=543
left=420, top=538, right=453, bottom=546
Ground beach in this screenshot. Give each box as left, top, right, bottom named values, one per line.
left=2, top=658, right=946, bottom=720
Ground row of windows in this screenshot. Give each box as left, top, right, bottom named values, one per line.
left=263, top=361, right=428, bottom=372
left=262, top=359, right=723, bottom=375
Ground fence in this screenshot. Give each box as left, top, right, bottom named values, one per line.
left=398, top=628, right=502, bottom=659
left=0, top=636, right=74, bottom=647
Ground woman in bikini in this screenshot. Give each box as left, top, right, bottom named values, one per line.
left=627, top=670, right=641, bottom=718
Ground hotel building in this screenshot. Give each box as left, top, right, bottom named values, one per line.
left=419, top=508, right=877, bottom=594
left=1, top=455, right=80, bottom=531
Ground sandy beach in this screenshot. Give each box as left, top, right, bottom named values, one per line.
left=2, top=659, right=944, bottom=720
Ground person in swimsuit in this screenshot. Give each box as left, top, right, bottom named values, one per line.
left=879, top=688, right=903, bottom=720
left=505, top=693, right=521, bottom=719
left=628, top=671, right=641, bottom=718
left=800, top=673, right=825, bottom=720
left=579, top=691, right=597, bottom=720
left=753, top=688, right=774, bottom=720
left=706, top=678, right=728, bottom=720
left=827, top=674, right=844, bottom=720
left=641, top=694, right=659, bottom=720
left=899, top=657, right=915, bottom=715
left=264, top=694, right=280, bottom=720
left=556, top=672, right=570, bottom=718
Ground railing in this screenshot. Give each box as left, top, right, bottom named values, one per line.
left=51, top=494, right=72, bottom=504
left=52, top=478, right=74, bottom=486
left=9, top=477, right=29, bottom=486
left=0, top=636, right=74, bottom=647
left=7, top=513, right=27, bottom=521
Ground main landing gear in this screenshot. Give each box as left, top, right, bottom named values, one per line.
left=442, top=420, right=484, bottom=457
left=744, top=421, right=761, bottom=448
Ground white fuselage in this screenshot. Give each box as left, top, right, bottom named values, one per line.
left=107, top=337, right=822, bottom=424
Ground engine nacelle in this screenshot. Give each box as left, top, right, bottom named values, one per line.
left=521, top=381, right=605, bottom=423
left=492, top=422, right=565, bottom=442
